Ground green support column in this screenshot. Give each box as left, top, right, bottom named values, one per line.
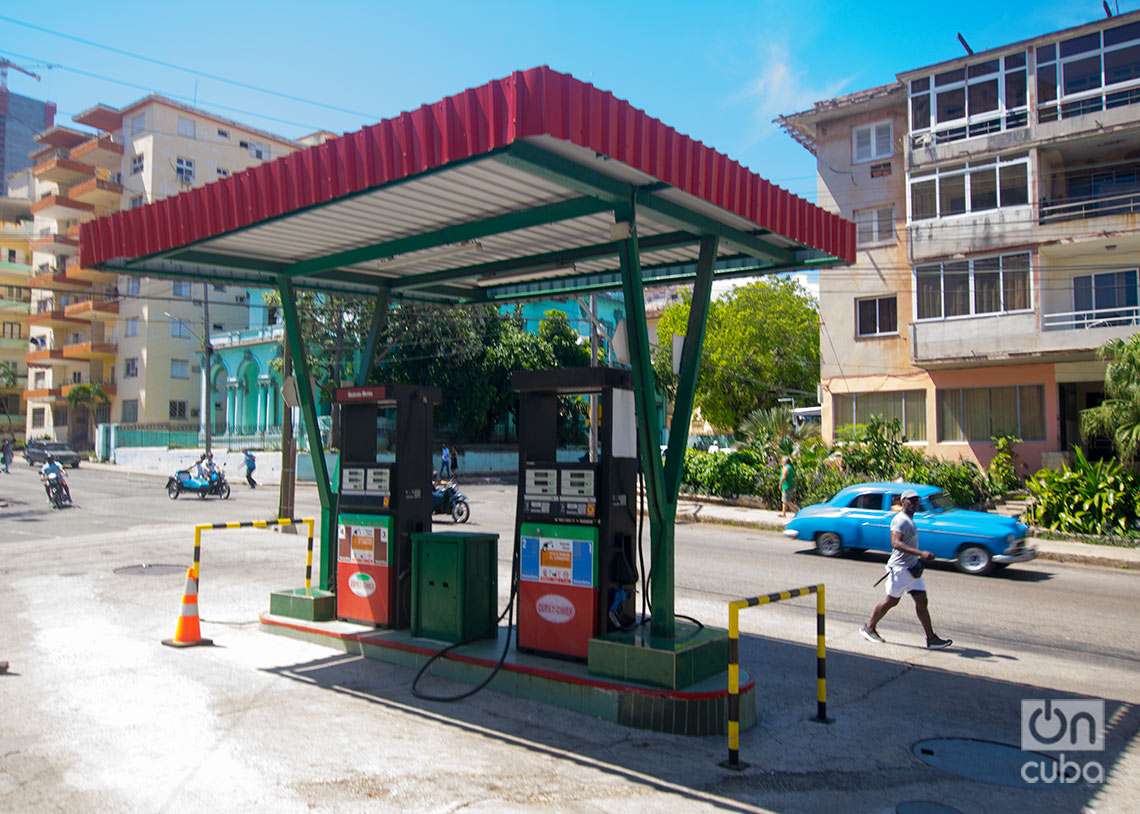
left=663, top=235, right=719, bottom=502
left=615, top=198, right=675, bottom=641
left=356, top=288, right=389, bottom=386
left=277, top=276, right=336, bottom=590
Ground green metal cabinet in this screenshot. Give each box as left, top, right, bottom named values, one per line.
left=410, top=532, right=499, bottom=643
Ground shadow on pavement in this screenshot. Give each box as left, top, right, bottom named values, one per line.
left=261, top=629, right=1135, bottom=812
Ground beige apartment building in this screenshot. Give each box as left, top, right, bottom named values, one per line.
left=23, top=96, right=302, bottom=446
left=0, top=191, right=33, bottom=442
left=779, top=10, right=1140, bottom=472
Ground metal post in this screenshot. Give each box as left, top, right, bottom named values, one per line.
left=589, top=294, right=598, bottom=463
left=277, top=336, right=296, bottom=531
left=202, top=282, right=213, bottom=456
left=615, top=197, right=674, bottom=641
left=277, top=276, right=335, bottom=589
left=356, top=288, right=389, bottom=386
left=722, top=600, right=746, bottom=770
left=815, top=584, right=830, bottom=723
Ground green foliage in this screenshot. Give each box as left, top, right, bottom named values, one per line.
left=651, top=278, right=819, bottom=432
left=740, top=404, right=819, bottom=463
left=987, top=434, right=1024, bottom=494
left=900, top=456, right=989, bottom=508
left=1080, top=334, right=1140, bottom=462
left=1025, top=447, right=1139, bottom=536
left=681, top=448, right=765, bottom=499
left=0, top=361, right=17, bottom=389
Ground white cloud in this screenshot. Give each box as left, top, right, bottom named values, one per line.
left=739, top=40, right=851, bottom=144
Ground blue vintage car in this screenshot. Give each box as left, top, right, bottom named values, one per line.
left=783, top=482, right=1036, bottom=576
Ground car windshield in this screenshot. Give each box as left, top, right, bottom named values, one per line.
left=928, top=493, right=953, bottom=511
left=44, top=443, right=71, bottom=451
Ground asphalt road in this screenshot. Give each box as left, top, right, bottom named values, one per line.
left=2, top=465, right=1137, bottom=812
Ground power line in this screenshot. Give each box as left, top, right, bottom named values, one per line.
left=0, top=14, right=375, bottom=121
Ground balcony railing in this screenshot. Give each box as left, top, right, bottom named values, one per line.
left=1043, top=304, right=1140, bottom=331
left=1039, top=190, right=1140, bottom=225
left=210, top=324, right=284, bottom=348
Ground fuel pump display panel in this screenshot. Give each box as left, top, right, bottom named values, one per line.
left=518, top=522, right=598, bottom=659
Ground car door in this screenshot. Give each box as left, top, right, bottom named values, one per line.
left=844, top=491, right=889, bottom=550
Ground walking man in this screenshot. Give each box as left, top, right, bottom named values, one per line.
left=779, top=456, right=798, bottom=517
left=1, top=437, right=12, bottom=474
left=243, top=449, right=257, bottom=489
left=860, top=489, right=953, bottom=649
left=439, top=444, right=451, bottom=479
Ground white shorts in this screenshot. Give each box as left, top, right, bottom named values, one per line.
left=885, top=566, right=926, bottom=598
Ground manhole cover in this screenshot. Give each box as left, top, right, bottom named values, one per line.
left=113, top=563, right=187, bottom=576
left=897, top=802, right=963, bottom=814
left=913, top=738, right=1059, bottom=789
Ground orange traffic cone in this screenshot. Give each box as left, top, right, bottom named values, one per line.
left=162, top=567, right=213, bottom=648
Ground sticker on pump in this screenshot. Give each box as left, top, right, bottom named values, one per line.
left=536, top=593, right=576, bottom=624
left=350, top=527, right=376, bottom=563
left=539, top=539, right=573, bottom=583
left=348, top=572, right=376, bottom=597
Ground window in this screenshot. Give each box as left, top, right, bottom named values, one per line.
left=124, top=358, right=139, bottom=379
left=852, top=121, right=892, bottom=163
left=914, top=252, right=1031, bottom=320
left=212, top=322, right=224, bottom=331
left=127, top=277, right=140, bottom=296
left=129, top=195, right=145, bottom=209
left=908, top=152, right=1029, bottom=220
left=169, top=400, right=188, bottom=419
left=909, top=51, right=1028, bottom=145
left=177, top=116, right=196, bottom=139
left=854, top=206, right=894, bottom=247
left=833, top=390, right=927, bottom=441
left=856, top=296, right=898, bottom=337
left=170, top=359, right=190, bottom=379
left=170, top=319, right=191, bottom=338
left=129, top=113, right=145, bottom=136
left=1073, top=269, right=1139, bottom=326
left=1038, top=20, right=1140, bottom=123
left=847, top=493, right=884, bottom=510
left=31, top=407, right=45, bottom=429
left=71, top=371, right=82, bottom=384
left=175, top=157, right=195, bottom=184
left=172, top=281, right=192, bottom=297
left=212, top=284, right=226, bottom=292
left=1, top=321, right=20, bottom=339
left=216, top=167, right=230, bottom=178
left=217, top=128, right=230, bottom=139
left=938, top=385, right=1045, bottom=441
left=121, top=400, right=138, bottom=423
left=33, top=370, right=45, bottom=388
left=130, top=154, right=144, bottom=175
left=6, top=249, right=14, bottom=262
left=53, top=407, right=68, bottom=427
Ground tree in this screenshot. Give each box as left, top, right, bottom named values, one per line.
left=1081, top=334, right=1140, bottom=462
left=651, top=277, right=820, bottom=432
left=740, top=404, right=819, bottom=462
left=65, top=383, right=110, bottom=450
left=538, top=309, right=590, bottom=368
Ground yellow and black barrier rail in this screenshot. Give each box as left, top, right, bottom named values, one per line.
left=193, top=517, right=317, bottom=590
left=723, top=583, right=829, bottom=771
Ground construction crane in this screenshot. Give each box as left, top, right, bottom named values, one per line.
left=0, top=58, right=42, bottom=90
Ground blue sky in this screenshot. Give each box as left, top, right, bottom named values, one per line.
left=1, top=0, right=1135, bottom=204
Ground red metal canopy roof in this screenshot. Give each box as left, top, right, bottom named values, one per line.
left=82, top=67, right=853, bottom=298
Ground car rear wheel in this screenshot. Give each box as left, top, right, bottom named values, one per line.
left=956, top=545, right=993, bottom=576
left=815, top=532, right=843, bottom=557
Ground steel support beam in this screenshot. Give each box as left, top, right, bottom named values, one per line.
left=277, top=276, right=335, bottom=589
left=356, top=288, right=389, bottom=386
left=615, top=197, right=675, bottom=641
left=663, top=235, right=718, bottom=502
left=495, top=141, right=631, bottom=202
left=282, top=196, right=613, bottom=279
left=633, top=191, right=791, bottom=265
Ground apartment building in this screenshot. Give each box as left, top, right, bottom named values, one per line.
left=0, top=191, right=32, bottom=441
left=778, top=10, right=1140, bottom=471
left=23, top=96, right=301, bottom=446
left=0, top=87, right=56, bottom=194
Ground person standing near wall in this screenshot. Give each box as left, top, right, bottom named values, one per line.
left=1, top=438, right=12, bottom=474
left=779, top=456, right=798, bottom=517
left=440, top=444, right=451, bottom=479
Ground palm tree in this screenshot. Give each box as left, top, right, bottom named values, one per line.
left=1081, top=334, right=1140, bottom=463
left=740, top=404, right=819, bottom=461
left=65, top=383, right=111, bottom=451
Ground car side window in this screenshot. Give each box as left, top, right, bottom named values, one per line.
left=848, top=493, right=884, bottom=510
left=888, top=494, right=903, bottom=512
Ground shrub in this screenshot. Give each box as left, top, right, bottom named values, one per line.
left=1025, top=447, right=1139, bottom=536
left=987, top=434, right=1024, bottom=495
left=902, top=457, right=989, bottom=507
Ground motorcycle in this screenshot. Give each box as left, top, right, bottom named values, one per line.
left=432, top=479, right=470, bottom=523
left=167, top=467, right=231, bottom=500
left=43, top=471, right=72, bottom=509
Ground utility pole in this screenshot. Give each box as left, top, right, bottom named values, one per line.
left=277, top=335, right=296, bottom=528
left=202, top=282, right=213, bottom=456
left=588, top=295, right=599, bottom=463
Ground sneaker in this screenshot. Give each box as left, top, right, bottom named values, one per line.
left=926, top=636, right=953, bottom=650
left=860, top=625, right=885, bottom=644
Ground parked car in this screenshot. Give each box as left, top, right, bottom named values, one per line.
left=23, top=440, right=82, bottom=468
left=783, top=482, right=1035, bottom=576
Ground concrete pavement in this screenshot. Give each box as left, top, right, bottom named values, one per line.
left=2, top=467, right=1138, bottom=812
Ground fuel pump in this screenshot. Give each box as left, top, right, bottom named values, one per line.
left=334, top=384, right=440, bottom=627
left=513, top=368, right=639, bottom=660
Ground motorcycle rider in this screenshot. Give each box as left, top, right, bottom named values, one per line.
left=40, top=454, right=71, bottom=504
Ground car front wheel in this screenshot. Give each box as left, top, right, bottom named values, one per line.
left=956, top=545, right=993, bottom=576
left=815, top=532, right=843, bottom=557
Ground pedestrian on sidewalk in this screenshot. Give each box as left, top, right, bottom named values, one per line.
left=1, top=437, right=12, bottom=474
left=861, top=490, right=953, bottom=649
left=779, top=456, right=798, bottom=517
left=440, top=444, right=451, bottom=479
left=449, top=445, right=459, bottom=478
left=243, top=449, right=257, bottom=489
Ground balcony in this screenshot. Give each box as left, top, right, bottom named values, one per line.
left=30, top=194, right=96, bottom=222
left=32, top=157, right=95, bottom=185
left=210, top=323, right=284, bottom=348
left=64, top=298, right=120, bottom=321
left=0, top=297, right=31, bottom=318
left=1040, top=191, right=1140, bottom=225
left=29, top=266, right=92, bottom=293
left=64, top=256, right=118, bottom=285
left=28, top=308, right=87, bottom=330
left=30, top=233, right=80, bottom=256
left=70, top=176, right=124, bottom=210
left=61, top=381, right=116, bottom=398
left=0, top=260, right=33, bottom=287
left=0, top=336, right=26, bottom=351
left=25, top=348, right=67, bottom=366
left=24, top=387, right=64, bottom=402
left=69, top=135, right=123, bottom=170
left=62, top=341, right=117, bottom=361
